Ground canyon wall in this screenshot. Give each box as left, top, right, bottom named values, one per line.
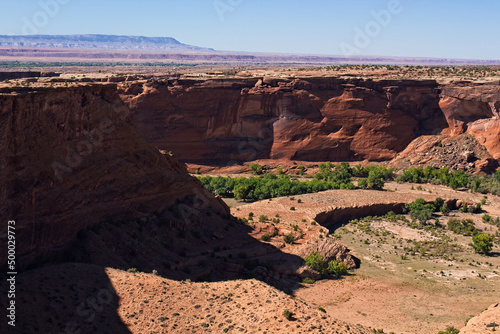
left=2, top=77, right=499, bottom=269
left=120, top=77, right=500, bottom=166
left=0, top=84, right=229, bottom=269
left=120, top=77, right=451, bottom=164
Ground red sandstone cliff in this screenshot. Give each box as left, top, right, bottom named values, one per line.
left=119, top=77, right=449, bottom=163
left=119, top=77, right=500, bottom=169
left=0, top=84, right=229, bottom=269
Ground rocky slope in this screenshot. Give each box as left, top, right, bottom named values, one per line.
left=0, top=83, right=229, bottom=270
left=440, top=83, right=500, bottom=160
left=0, top=264, right=371, bottom=334
left=119, top=77, right=500, bottom=170
left=390, top=133, right=498, bottom=173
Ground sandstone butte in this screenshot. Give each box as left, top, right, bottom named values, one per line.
left=0, top=77, right=499, bottom=333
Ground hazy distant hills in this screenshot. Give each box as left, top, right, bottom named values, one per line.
left=0, top=34, right=499, bottom=65
left=0, top=34, right=214, bottom=52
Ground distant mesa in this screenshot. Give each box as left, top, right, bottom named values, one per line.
left=0, top=34, right=215, bottom=52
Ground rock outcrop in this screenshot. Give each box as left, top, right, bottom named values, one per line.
left=460, top=303, right=500, bottom=334
left=0, top=84, right=229, bottom=269
left=292, top=238, right=357, bottom=269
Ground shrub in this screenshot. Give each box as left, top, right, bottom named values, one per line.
left=440, top=203, right=450, bottom=215
left=365, top=169, right=386, bottom=190
left=261, top=233, right=271, bottom=241
left=304, top=251, right=327, bottom=275
left=284, top=233, right=295, bottom=244
left=358, top=178, right=368, bottom=189
left=283, top=309, right=293, bottom=320
left=290, top=207, right=296, bottom=211
left=318, top=307, right=326, bottom=313
left=482, top=214, right=492, bottom=223
left=460, top=203, right=469, bottom=213
left=259, top=215, right=268, bottom=223
left=434, top=197, right=444, bottom=209
left=127, top=268, right=138, bottom=273
left=298, top=165, right=306, bottom=175
left=405, top=198, right=435, bottom=224
left=328, top=260, right=348, bottom=276
left=438, top=326, right=459, bottom=334
left=447, top=219, right=477, bottom=236
left=471, top=233, right=494, bottom=254
left=249, top=163, right=263, bottom=175
left=302, top=277, right=315, bottom=284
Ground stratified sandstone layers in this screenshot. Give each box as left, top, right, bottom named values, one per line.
left=0, top=84, right=228, bottom=269
left=119, top=77, right=500, bottom=167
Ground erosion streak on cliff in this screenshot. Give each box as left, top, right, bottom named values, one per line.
left=0, top=84, right=228, bottom=269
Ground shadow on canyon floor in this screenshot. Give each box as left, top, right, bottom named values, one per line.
left=1, top=211, right=310, bottom=333
left=0, top=264, right=131, bottom=334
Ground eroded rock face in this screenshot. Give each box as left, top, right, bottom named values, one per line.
left=119, top=77, right=500, bottom=168
left=0, top=84, right=229, bottom=269
left=460, top=303, right=500, bottom=334
left=440, top=83, right=500, bottom=161
left=119, top=77, right=448, bottom=164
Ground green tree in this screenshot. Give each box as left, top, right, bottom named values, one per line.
left=304, top=251, right=327, bottom=275
left=447, top=219, right=476, bottom=236
left=358, top=178, right=368, bottom=189
left=328, top=260, right=348, bottom=276
left=234, top=184, right=251, bottom=201
left=365, top=169, right=385, bottom=190
left=471, top=233, right=494, bottom=254
left=405, top=198, right=435, bottom=224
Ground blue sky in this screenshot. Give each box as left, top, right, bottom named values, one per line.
left=0, top=0, right=498, bottom=60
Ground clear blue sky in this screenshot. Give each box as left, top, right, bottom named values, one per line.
left=0, top=0, right=498, bottom=60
